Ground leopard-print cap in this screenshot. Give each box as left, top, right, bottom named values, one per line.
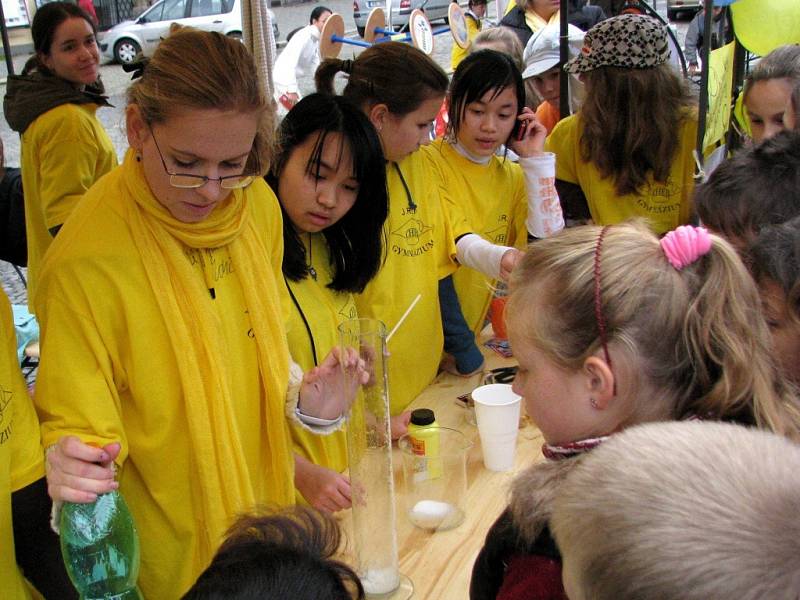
left=565, top=14, right=670, bottom=74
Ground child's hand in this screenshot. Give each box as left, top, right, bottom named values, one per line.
left=46, top=436, right=120, bottom=503
left=299, top=347, right=368, bottom=420
left=499, top=248, right=523, bottom=281
left=510, top=109, right=547, bottom=157
left=295, top=456, right=352, bottom=513
left=390, top=411, right=412, bottom=440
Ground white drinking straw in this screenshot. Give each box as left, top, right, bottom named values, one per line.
left=386, top=294, right=422, bottom=343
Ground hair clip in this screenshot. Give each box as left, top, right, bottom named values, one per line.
left=122, top=57, right=150, bottom=80
left=660, top=225, right=712, bottom=270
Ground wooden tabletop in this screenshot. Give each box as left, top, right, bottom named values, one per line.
left=390, top=338, right=545, bottom=599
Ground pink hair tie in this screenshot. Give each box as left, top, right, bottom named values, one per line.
left=660, top=225, right=712, bottom=270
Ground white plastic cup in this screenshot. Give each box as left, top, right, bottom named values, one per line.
left=471, top=384, right=521, bottom=472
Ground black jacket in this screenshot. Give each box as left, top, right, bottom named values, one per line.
left=499, top=3, right=606, bottom=48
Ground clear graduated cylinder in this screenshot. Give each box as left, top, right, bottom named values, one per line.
left=60, top=489, right=143, bottom=600
left=339, top=318, right=404, bottom=597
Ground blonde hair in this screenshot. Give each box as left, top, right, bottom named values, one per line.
left=551, top=420, right=800, bottom=600
left=506, top=221, right=800, bottom=438
left=470, top=27, right=524, bottom=72
left=126, top=25, right=273, bottom=175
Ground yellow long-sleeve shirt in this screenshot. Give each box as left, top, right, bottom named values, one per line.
left=354, top=153, right=457, bottom=414
left=34, top=164, right=293, bottom=598
left=545, top=114, right=697, bottom=234
left=422, top=140, right=528, bottom=334
left=20, top=103, right=116, bottom=305
left=286, top=233, right=352, bottom=491
left=0, top=291, right=44, bottom=600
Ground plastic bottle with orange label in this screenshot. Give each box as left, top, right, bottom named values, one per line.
left=408, top=408, right=442, bottom=480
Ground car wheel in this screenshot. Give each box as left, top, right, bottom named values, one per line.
left=114, top=38, right=141, bottom=65
left=227, top=31, right=243, bottom=41
left=357, top=25, right=365, bottom=37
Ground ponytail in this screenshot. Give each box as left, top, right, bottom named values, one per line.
left=314, top=57, right=345, bottom=95
left=315, top=42, right=448, bottom=116
left=680, top=238, right=800, bottom=438
left=508, top=220, right=800, bottom=441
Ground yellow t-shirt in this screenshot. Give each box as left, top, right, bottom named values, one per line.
left=286, top=233, right=353, bottom=494
left=422, top=140, right=528, bottom=334
left=20, top=103, right=117, bottom=307
left=354, top=154, right=457, bottom=414
left=450, top=14, right=482, bottom=72
left=0, top=291, right=44, bottom=600
left=33, top=168, right=292, bottom=598
left=545, top=114, right=697, bottom=234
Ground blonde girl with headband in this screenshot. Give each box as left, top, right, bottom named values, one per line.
left=35, top=28, right=363, bottom=598
left=424, top=49, right=564, bottom=375
left=470, top=221, right=800, bottom=600
left=545, top=14, right=696, bottom=233
left=3, top=1, right=116, bottom=305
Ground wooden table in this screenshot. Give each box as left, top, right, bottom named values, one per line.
left=388, top=338, right=545, bottom=599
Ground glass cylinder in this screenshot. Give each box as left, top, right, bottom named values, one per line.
left=339, top=318, right=411, bottom=598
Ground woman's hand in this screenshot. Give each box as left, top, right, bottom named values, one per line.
left=46, top=436, right=120, bottom=503
left=499, top=248, right=523, bottom=281
left=298, top=347, right=368, bottom=420
left=509, top=109, right=548, bottom=157
left=295, top=455, right=351, bottom=513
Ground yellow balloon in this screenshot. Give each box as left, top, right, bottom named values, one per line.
left=731, top=0, right=800, bottom=56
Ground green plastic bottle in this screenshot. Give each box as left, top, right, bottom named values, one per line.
left=408, top=408, right=442, bottom=479
left=60, top=489, right=143, bottom=600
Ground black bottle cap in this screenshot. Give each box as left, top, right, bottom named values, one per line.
left=410, top=408, right=436, bottom=426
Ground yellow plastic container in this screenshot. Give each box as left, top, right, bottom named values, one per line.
left=407, top=409, right=441, bottom=479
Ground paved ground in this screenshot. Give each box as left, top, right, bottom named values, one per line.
left=0, top=2, right=691, bottom=306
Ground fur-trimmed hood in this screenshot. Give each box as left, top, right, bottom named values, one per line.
left=507, top=456, right=588, bottom=546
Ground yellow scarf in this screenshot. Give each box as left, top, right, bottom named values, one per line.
left=525, top=8, right=560, bottom=33
left=119, top=150, right=294, bottom=555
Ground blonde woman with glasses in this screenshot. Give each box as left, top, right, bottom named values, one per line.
left=33, top=27, right=363, bottom=598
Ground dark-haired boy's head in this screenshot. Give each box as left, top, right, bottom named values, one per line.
left=694, top=129, right=800, bottom=251
left=183, top=507, right=363, bottom=600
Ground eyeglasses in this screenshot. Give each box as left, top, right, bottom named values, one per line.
left=149, top=130, right=255, bottom=190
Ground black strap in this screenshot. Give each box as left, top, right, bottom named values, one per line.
left=393, top=162, right=417, bottom=212
left=284, top=275, right=318, bottom=366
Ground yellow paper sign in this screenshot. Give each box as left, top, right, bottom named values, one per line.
left=730, top=0, right=800, bottom=56
left=704, top=41, right=735, bottom=149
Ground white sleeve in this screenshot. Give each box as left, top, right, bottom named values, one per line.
left=273, top=28, right=309, bottom=93
left=518, top=152, right=565, bottom=238
left=285, top=359, right=344, bottom=435
left=456, top=233, right=513, bottom=280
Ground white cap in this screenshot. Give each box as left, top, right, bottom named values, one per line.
left=522, top=23, right=585, bottom=79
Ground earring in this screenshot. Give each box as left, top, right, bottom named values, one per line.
left=135, top=152, right=142, bottom=162
left=590, top=398, right=599, bottom=409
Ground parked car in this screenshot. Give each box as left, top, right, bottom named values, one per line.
left=667, top=0, right=701, bottom=20
left=99, top=0, right=279, bottom=64
left=353, top=0, right=450, bottom=38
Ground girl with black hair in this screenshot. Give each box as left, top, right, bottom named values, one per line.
left=267, top=93, right=388, bottom=513
left=424, top=49, right=564, bottom=375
